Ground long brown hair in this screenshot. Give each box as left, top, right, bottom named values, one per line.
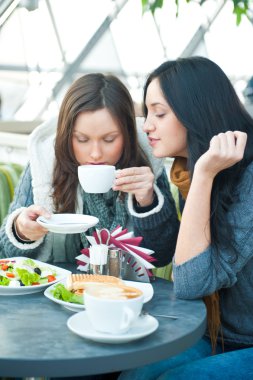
left=52, top=73, right=150, bottom=213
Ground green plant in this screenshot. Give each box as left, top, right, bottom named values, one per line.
left=142, top=0, right=253, bottom=25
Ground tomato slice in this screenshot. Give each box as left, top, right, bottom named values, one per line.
left=47, top=275, right=56, bottom=283
left=6, top=272, right=15, bottom=278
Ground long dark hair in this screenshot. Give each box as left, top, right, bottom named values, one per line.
left=143, top=56, right=253, bottom=257
left=53, top=73, right=150, bottom=212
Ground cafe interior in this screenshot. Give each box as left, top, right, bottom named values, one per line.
left=0, top=0, right=253, bottom=218
left=0, top=1, right=253, bottom=379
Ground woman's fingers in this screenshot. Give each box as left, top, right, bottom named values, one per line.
left=113, top=166, right=155, bottom=206
left=209, top=131, right=247, bottom=162
left=27, top=205, right=51, bottom=220
left=209, top=134, right=221, bottom=154
left=114, top=167, right=154, bottom=190
left=15, top=205, right=51, bottom=241
left=233, top=131, right=247, bottom=160
left=114, top=173, right=152, bottom=190
left=196, top=131, right=247, bottom=179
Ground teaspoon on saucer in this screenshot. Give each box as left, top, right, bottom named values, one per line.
left=141, top=310, right=178, bottom=320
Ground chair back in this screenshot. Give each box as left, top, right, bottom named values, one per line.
left=0, top=162, right=24, bottom=225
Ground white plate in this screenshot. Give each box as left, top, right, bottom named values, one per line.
left=44, top=279, right=154, bottom=312
left=0, top=257, right=71, bottom=296
left=67, top=311, right=158, bottom=343
left=37, top=214, right=99, bottom=234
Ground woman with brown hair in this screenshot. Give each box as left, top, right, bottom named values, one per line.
left=0, top=73, right=179, bottom=265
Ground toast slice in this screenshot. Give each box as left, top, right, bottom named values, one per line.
left=66, top=273, right=124, bottom=291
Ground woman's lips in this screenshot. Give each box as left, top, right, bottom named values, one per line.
left=148, top=136, right=159, bottom=146
left=87, top=162, right=106, bottom=165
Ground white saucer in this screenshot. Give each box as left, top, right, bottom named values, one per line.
left=67, top=311, right=158, bottom=343
left=37, top=214, right=99, bottom=234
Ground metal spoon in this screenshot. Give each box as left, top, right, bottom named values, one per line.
left=141, top=310, right=178, bottom=320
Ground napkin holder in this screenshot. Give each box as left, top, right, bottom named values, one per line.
left=76, top=225, right=156, bottom=283
left=120, top=250, right=150, bottom=283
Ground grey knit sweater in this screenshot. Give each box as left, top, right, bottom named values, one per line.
left=173, top=161, right=253, bottom=347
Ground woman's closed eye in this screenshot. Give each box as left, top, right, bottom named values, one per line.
left=104, top=137, right=116, bottom=143
left=76, top=137, right=88, bottom=143
left=155, top=113, right=165, bottom=118
left=75, top=137, right=116, bottom=143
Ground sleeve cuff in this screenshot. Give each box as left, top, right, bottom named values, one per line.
left=133, top=193, right=158, bottom=213
left=128, top=184, right=164, bottom=218
left=5, top=207, right=44, bottom=250
left=12, top=220, right=35, bottom=244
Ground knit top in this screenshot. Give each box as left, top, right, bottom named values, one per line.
left=173, top=161, right=253, bottom=347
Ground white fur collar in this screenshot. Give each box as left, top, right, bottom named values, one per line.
left=28, top=117, right=57, bottom=212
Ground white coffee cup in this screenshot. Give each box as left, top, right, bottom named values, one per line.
left=84, top=284, right=144, bottom=334
left=78, top=165, right=116, bottom=193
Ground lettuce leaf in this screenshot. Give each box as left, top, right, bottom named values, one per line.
left=51, top=283, right=83, bottom=304
left=23, top=258, right=36, bottom=268
left=0, top=276, right=10, bottom=286
left=15, top=268, right=40, bottom=286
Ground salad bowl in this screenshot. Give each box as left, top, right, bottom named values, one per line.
left=0, top=257, right=71, bottom=296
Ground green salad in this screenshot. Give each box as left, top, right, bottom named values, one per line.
left=0, top=258, right=57, bottom=287
left=51, top=283, right=83, bottom=304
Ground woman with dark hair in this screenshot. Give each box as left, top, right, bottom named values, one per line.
left=0, top=73, right=179, bottom=267
left=119, top=57, right=253, bottom=379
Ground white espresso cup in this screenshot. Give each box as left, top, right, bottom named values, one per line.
left=78, top=165, right=116, bottom=193
left=84, top=284, right=144, bottom=334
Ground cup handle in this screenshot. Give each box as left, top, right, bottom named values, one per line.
left=120, top=307, right=135, bottom=331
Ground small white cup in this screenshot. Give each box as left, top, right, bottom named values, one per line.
left=84, top=285, right=144, bottom=334
left=78, top=165, right=116, bottom=193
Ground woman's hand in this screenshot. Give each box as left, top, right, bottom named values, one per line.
left=113, top=166, right=155, bottom=207
left=195, top=131, right=247, bottom=179
left=15, top=205, right=51, bottom=241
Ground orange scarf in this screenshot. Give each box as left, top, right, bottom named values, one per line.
left=170, top=157, right=224, bottom=354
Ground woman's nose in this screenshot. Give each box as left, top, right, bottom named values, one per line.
left=89, top=143, right=102, bottom=160
left=143, top=117, right=154, bottom=133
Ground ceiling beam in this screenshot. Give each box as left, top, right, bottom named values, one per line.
left=0, top=0, right=20, bottom=28
left=51, top=0, right=129, bottom=100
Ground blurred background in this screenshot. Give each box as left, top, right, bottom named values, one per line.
left=0, top=0, right=253, bottom=163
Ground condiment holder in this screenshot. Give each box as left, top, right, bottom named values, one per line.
left=108, top=248, right=122, bottom=278
left=76, top=226, right=155, bottom=282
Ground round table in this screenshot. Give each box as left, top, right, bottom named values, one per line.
left=0, top=263, right=206, bottom=378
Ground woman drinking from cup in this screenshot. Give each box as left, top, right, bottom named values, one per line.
left=0, top=73, right=179, bottom=265
left=119, top=56, right=253, bottom=379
